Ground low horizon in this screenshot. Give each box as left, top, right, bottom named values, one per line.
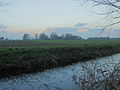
left=0, top=0, right=120, bottom=39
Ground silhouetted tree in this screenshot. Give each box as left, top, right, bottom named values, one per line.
left=35, top=33, right=39, bottom=40
left=50, top=32, right=59, bottom=40
left=0, top=37, right=4, bottom=40
left=39, top=33, right=49, bottom=40
left=23, top=33, right=30, bottom=40
left=58, top=34, right=65, bottom=40
left=64, top=33, right=72, bottom=40
left=49, top=33, right=82, bottom=40
left=88, top=37, right=110, bottom=40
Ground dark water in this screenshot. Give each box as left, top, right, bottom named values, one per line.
left=0, top=54, right=120, bottom=90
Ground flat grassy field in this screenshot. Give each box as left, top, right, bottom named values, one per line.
left=0, top=40, right=120, bottom=48
left=0, top=40, right=120, bottom=78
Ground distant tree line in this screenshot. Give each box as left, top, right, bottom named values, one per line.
left=23, top=33, right=120, bottom=40
left=0, top=37, right=8, bottom=40
left=87, top=37, right=120, bottom=40
left=23, top=32, right=82, bottom=40
left=87, top=37, right=110, bottom=40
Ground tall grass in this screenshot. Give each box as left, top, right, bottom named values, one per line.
left=0, top=45, right=120, bottom=78
left=73, top=62, right=120, bottom=90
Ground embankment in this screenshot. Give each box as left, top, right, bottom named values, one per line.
left=0, top=45, right=120, bottom=78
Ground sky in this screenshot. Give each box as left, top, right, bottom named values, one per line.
left=0, top=0, right=120, bottom=39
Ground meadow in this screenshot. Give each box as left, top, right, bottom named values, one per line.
left=0, top=40, right=120, bottom=48
left=0, top=40, right=120, bottom=78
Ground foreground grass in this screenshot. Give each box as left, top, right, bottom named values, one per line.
left=1, top=61, right=120, bottom=90
left=73, top=62, right=120, bottom=90
left=39, top=62, right=120, bottom=90
left=0, top=40, right=120, bottom=78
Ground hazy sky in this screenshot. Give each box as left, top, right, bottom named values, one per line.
left=0, top=0, right=120, bottom=39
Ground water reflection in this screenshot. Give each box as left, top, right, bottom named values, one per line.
left=0, top=53, right=120, bottom=90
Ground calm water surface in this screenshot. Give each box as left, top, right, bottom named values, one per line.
left=0, top=53, right=120, bottom=90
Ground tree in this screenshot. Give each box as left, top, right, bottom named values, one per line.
left=35, top=33, right=39, bottom=40
left=23, top=33, right=30, bottom=40
left=59, top=34, right=65, bottom=40
left=64, top=33, right=72, bottom=40
left=71, top=35, right=80, bottom=40
left=0, top=37, right=4, bottom=40
left=50, top=32, right=59, bottom=40
left=39, top=33, right=49, bottom=40
left=64, top=33, right=81, bottom=40
left=83, top=0, right=120, bottom=27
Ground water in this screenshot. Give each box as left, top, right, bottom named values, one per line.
left=0, top=53, right=120, bottom=90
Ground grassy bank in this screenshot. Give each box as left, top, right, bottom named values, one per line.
left=0, top=40, right=120, bottom=78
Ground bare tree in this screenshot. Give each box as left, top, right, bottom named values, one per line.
left=81, top=0, right=120, bottom=28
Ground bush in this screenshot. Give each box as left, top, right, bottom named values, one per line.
left=73, top=62, right=120, bottom=90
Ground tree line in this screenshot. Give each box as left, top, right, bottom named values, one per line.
left=23, top=32, right=82, bottom=40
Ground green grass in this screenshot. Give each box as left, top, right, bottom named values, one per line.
left=0, top=40, right=120, bottom=48
left=0, top=40, right=120, bottom=78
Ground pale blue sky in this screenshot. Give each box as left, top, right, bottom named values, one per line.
left=0, top=0, right=120, bottom=39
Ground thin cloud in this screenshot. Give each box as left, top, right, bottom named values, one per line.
left=75, top=23, right=87, bottom=27
left=44, top=23, right=89, bottom=34
left=0, top=1, right=9, bottom=7
left=7, top=27, right=45, bottom=34
left=39, top=12, right=57, bottom=17
left=108, top=29, right=120, bottom=35
left=0, top=24, right=7, bottom=30
left=76, top=29, right=88, bottom=33
left=45, top=27, right=79, bottom=34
